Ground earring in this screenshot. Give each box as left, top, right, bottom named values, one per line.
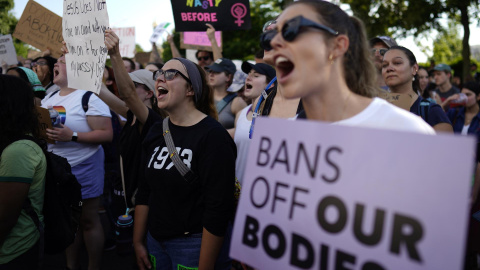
left=329, top=54, right=334, bottom=65
left=412, top=77, right=415, bottom=81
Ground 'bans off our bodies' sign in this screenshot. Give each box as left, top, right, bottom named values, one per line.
left=170, top=0, right=251, bottom=31
left=231, top=117, right=475, bottom=270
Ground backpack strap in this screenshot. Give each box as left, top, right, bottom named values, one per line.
left=162, top=117, right=197, bottom=184
left=47, top=90, right=60, bottom=100
left=216, top=93, right=237, bottom=114
left=81, top=91, right=94, bottom=113
left=417, top=99, right=431, bottom=123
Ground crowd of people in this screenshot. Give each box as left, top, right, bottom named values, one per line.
left=1, top=0, right=480, bottom=269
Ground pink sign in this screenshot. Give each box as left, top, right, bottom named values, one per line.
left=183, top=31, right=222, bottom=47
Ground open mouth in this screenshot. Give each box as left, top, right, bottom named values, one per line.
left=157, top=87, right=169, bottom=99
left=275, top=56, right=294, bottom=82
left=53, top=68, right=59, bottom=77
left=245, top=83, right=253, bottom=90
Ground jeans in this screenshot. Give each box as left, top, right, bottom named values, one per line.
left=146, top=223, right=232, bottom=270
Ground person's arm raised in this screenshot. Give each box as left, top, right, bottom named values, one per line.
left=98, top=82, right=129, bottom=118
left=104, top=29, right=150, bottom=123
left=167, top=34, right=182, bottom=58
left=206, top=24, right=223, bottom=61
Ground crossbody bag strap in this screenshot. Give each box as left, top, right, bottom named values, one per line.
left=162, top=117, right=197, bottom=183
left=215, top=93, right=237, bottom=114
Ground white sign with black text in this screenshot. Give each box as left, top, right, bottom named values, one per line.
left=0, top=34, right=18, bottom=66
left=231, top=117, right=475, bottom=270
left=62, top=0, right=109, bottom=94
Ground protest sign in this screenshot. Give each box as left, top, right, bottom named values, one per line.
left=180, top=31, right=222, bottom=52
left=231, top=117, right=475, bottom=270
left=13, top=0, right=63, bottom=58
left=150, top=22, right=171, bottom=43
left=170, top=0, right=251, bottom=31
left=62, top=0, right=109, bottom=94
left=0, top=35, right=18, bottom=65
left=36, top=106, right=54, bottom=144
left=112, top=27, right=135, bottom=58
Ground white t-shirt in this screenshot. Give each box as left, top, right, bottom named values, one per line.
left=335, top=98, right=435, bottom=134
left=234, top=105, right=252, bottom=185
left=41, top=89, right=111, bottom=167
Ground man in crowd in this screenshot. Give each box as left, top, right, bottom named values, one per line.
left=370, top=36, right=398, bottom=90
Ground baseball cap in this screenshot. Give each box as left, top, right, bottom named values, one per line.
left=433, top=64, right=452, bottom=73
left=205, top=58, right=237, bottom=74
left=370, top=36, right=398, bottom=48
left=227, top=70, right=247, bottom=92
left=129, top=69, right=155, bottom=93
left=241, top=62, right=276, bottom=79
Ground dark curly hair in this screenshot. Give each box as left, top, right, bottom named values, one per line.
left=0, top=75, right=40, bottom=153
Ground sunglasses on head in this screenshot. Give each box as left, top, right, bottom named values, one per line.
left=371, top=48, right=388, bottom=56
left=153, top=69, right=191, bottom=85
left=197, top=56, right=211, bottom=61
left=260, top=15, right=339, bottom=51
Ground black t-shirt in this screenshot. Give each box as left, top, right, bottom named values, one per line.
left=136, top=115, right=236, bottom=240
left=116, top=108, right=163, bottom=207
left=410, top=96, right=451, bottom=127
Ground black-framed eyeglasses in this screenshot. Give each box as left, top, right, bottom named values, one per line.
left=260, top=15, right=339, bottom=51
left=153, top=69, right=191, bottom=85
left=371, top=48, right=388, bottom=56
left=262, top=20, right=277, bottom=32
left=197, top=56, right=211, bottom=61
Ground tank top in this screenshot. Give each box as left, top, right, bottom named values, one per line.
left=234, top=105, right=252, bottom=184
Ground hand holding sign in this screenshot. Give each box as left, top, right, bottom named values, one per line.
left=104, top=30, right=121, bottom=56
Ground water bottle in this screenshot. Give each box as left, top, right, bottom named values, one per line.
left=47, top=106, right=62, bottom=127
left=115, top=214, right=133, bottom=256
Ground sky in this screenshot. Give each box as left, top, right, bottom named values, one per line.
left=12, top=0, right=480, bottom=63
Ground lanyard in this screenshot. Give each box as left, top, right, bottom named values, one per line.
left=249, top=77, right=277, bottom=139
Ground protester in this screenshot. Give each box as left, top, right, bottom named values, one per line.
left=32, top=56, right=59, bottom=95
left=6, top=67, right=46, bottom=106
left=370, top=35, right=397, bottom=90
left=382, top=46, right=452, bottom=132
left=122, top=57, right=135, bottom=73
left=265, top=0, right=434, bottom=134
left=226, top=70, right=248, bottom=105
left=41, top=54, right=112, bottom=270
left=206, top=58, right=247, bottom=130
left=431, top=63, right=460, bottom=109
left=23, top=58, right=33, bottom=69
left=145, top=62, right=163, bottom=72
left=418, top=66, right=441, bottom=103
left=233, top=62, right=275, bottom=184
left=0, top=75, right=46, bottom=269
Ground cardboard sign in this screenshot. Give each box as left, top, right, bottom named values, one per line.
left=13, top=0, right=63, bottom=58
left=62, top=0, right=109, bottom=94
left=180, top=31, right=222, bottom=52
left=112, top=27, right=135, bottom=58
left=36, top=106, right=54, bottom=144
left=170, top=0, right=251, bottom=31
left=0, top=35, right=18, bottom=65
left=231, top=117, right=475, bottom=270
left=377, top=91, right=414, bottom=111
left=150, top=22, right=171, bottom=43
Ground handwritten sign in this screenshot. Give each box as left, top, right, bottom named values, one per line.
left=62, top=0, right=109, bottom=94
left=36, top=106, right=55, bottom=144
left=170, top=0, right=251, bottom=31
left=0, top=35, right=18, bottom=65
left=150, top=22, right=171, bottom=43
left=13, top=0, right=63, bottom=58
left=180, top=31, right=222, bottom=52
left=231, top=117, right=474, bottom=270
left=112, top=27, right=135, bottom=58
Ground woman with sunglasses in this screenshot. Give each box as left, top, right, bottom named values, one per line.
left=382, top=46, right=452, bottom=132
left=262, top=0, right=434, bottom=133
left=104, top=30, right=236, bottom=270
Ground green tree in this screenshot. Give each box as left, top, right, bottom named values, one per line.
left=341, top=0, right=479, bottom=81
left=0, top=0, right=29, bottom=59
left=432, top=21, right=463, bottom=64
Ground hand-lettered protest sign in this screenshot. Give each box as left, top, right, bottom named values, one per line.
left=180, top=31, right=222, bottom=52
left=150, top=22, right=171, bottom=43
left=111, top=27, right=135, bottom=58
left=62, top=0, right=109, bottom=94
left=13, top=0, right=63, bottom=58
left=231, top=117, right=475, bottom=270
left=170, top=0, right=251, bottom=31
left=0, top=35, right=18, bottom=65
left=36, top=106, right=55, bottom=144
